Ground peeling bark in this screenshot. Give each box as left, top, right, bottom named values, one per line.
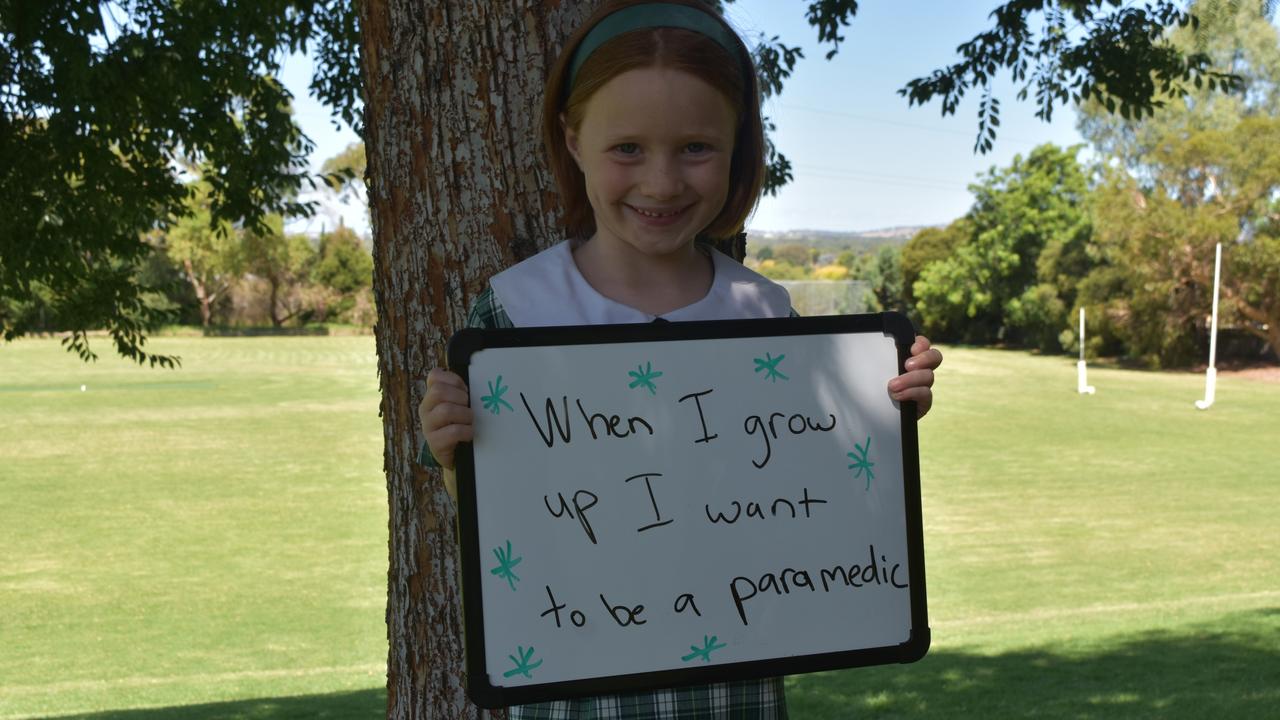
left=358, top=2, right=595, bottom=717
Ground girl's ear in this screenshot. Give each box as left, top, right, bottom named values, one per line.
left=561, top=113, right=583, bottom=169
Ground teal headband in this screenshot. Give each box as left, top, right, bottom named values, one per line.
left=567, top=3, right=748, bottom=90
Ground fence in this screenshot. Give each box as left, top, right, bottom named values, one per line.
left=777, top=280, right=871, bottom=316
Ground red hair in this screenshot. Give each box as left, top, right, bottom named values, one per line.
left=541, top=0, right=765, bottom=241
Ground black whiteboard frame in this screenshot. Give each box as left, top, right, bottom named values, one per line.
left=447, top=311, right=929, bottom=709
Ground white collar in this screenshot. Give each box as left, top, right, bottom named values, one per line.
left=488, top=240, right=792, bottom=327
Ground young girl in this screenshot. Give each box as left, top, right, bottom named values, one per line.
left=420, top=1, right=942, bottom=717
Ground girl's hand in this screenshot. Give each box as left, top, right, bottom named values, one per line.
left=419, top=368, right=474, bottom=470
left=888, top=335, right=942, bottom=420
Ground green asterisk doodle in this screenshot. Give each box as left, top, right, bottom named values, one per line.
left=847, top=436, right=875, bottom=490
left=481, top=376, right=514, bottom=415
left=753, top=352, right=789, bottom=382
left=490, top=540, right=522, bottom=591
left=503, top=646, right=543, bottom=679
left=628, top=361, right=664, bottom=395
left=681, top=634, right=728, bottom=663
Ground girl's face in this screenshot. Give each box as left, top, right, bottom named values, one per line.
left=565, top=66, right=736, bottom=260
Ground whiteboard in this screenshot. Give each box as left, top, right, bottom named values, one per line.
left=449, top=313, right=928, bottom=708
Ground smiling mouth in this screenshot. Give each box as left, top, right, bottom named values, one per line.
left=629, top=205, right=687, bottom=219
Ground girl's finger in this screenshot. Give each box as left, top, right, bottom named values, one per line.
left=905, top=347, right=943, bottom=371
left=890, top=386, right=934, bottom=419
left=888, top=368, right=935, bottom=393
left=428, top=422, right=474, bottom=450
left=425, top=401, right=474, bottom=432
left=427, top=368, right=468, bottom=393
left=425, top=381, right=471, bottom=409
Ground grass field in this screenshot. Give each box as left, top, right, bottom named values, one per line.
left=2, top=337, right=1277, bottom=719
left=0, top=338, right=386, bottom=719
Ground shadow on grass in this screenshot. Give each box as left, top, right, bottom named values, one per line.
left=48, top=687, right=385, bottom=720
left=43, top=611, right=1280, bottom=720
left=786, top=608, right=1280, bottom=719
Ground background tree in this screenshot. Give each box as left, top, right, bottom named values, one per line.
left=772, top=242, right=818, bottom=267
left=754, top=257, right=811, bottom=280
left=312, top=224, right=374, bottom=322
left=321, top=142, right=368, bottom=199
left=856, top=244, right=907, bottom=313
left=320, top=142, right=371, bottom=229
left=912, top=143, right=1093, bottom=348
left=1078, top=0, right=1280, bottom=365
left=893, top=0, right=1243, bottom=152
left=240, top=217, right=317, bottom=327
left=0, top=0, right=359, bottom=362
left=900, top=220, right=972, bottom=310
left=162, top=186, right=244, bottom=328
left=1084, top=117, right=1280, bottom=365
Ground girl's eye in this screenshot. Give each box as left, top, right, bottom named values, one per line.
left=614, top=143, right=640, bottom=155
left=685, top=142, right=712, bottom=154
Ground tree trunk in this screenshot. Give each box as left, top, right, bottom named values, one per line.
left=1222, top=282, right=1280, bottom=355
left=358, top=2, right=595, bottom=717
left=268, top=274, right=283, bottom=327
left=182, top=258, right=213, bottom=328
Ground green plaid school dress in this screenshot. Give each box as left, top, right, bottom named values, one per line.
left=421, top=287, right=791, bottom=720
left=508, top=679, right=788, bottom=720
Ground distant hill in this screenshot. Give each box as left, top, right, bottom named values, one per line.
left=744, top=226, right=938, bottom=253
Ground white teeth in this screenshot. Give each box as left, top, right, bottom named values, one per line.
left=633, top=207, right=680, bottom=218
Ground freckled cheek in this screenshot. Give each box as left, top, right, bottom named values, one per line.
left=692, top=161, right=732, bottom=204
left=581, top=165, right=633, bottom=210
left=588, top=162, right=632, bottom=193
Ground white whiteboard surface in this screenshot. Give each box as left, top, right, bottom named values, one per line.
left=451, top=315, right=928, bottom=707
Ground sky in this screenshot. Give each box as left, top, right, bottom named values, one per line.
left=282, top=1, right=1095, bottom=237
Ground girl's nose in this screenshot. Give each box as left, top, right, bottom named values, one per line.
left=640, top=158, right=684, bottom=199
